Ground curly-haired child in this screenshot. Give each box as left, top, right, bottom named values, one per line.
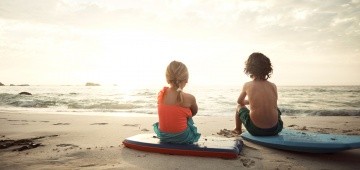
left=233, top=52, right=283, bottom=136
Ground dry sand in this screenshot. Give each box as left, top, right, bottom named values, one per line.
left=1, top=111, right=359, bottom=170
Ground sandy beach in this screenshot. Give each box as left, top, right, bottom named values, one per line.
left=1, top=111, right=359, bottom=170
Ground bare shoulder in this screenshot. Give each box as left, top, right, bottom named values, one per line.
left=267, top=81, right=277, bottom=89
left=183, top=92, right=196, bottom=102
left=243, top=81, right=252, bottom=89
left=244, top=81, right=252, bottom=86
left=266, top=81, right=278, bottom=97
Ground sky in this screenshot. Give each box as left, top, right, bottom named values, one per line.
left=1, top=0, right=360, bottom=88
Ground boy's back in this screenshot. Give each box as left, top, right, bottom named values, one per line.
left=234, top=52, right=283, bottom=136
left=244, top=80, right=278, bottom=129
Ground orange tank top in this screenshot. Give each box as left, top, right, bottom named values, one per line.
left=157, top=87, right=192, bottom=133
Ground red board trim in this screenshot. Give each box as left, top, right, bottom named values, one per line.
left=123, top=141, right=238, bottom=159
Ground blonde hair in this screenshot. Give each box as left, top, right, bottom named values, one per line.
left=166, top=61, right=189, bottom=103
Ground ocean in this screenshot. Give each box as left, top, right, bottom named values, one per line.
left=0, top=85, right=359, bottom=116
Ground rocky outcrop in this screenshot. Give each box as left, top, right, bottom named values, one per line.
left=85, top=82, right=100, bottom=86
left=9, top=84, right=30, bottom=86
left=0, top=82, right=4, bottom=86
left=19, top=92, right=32, bottom=95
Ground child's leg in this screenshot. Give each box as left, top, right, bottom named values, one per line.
left=233, top=105, right=243, bottom=134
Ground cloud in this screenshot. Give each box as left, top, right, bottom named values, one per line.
left=1, top=0, right=359, bottom=49
left=1, top=0, right=356, bottom=40
left=1, top=0, right=359, bottom=85
left=0, top=0, right=61, bottom=22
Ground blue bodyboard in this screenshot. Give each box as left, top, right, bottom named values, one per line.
left=123, top=134, right=243, bottom=159
left=241, top=129, right=360, bottom=153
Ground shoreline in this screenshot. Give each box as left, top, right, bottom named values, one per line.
left=1, top=111, right=360, bottom=169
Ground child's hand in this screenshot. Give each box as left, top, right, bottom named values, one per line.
left=244, top=100, right=249, bottom=105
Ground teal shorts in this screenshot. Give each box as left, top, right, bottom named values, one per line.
left=153, top=118, right=201, bottom=144
left=239, top=107, right=283, bottom=136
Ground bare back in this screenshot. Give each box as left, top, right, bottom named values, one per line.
left=241, top=80, right=278, bottom=128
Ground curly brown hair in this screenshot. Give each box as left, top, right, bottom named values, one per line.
left=244, top=52, right=273, bottom=80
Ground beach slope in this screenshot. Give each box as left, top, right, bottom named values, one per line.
left=1, top=111, right=359, bottom=170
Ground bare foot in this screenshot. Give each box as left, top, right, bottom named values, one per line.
left=217, top=129, right=239, bottom=138
left=232, top=129, right=242, bottom=134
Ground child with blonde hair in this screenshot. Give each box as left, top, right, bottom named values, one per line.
left=233, top=52, right=283, bottom=136
left=153, top=60, right=201, bottom=144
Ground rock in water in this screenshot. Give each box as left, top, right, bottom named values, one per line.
left=19, top=92, right=32, bottom=95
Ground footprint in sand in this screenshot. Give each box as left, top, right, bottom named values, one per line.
left=141, top=128, right=149, bottom=132
left=342, top=129, right=360, bottom=135
left=10, top=123, right=29, bottom=125
left=217, top=129, right=240, bottom=138
left=296, top=126, right=307, bottom=130
left=56, top=144, right=79, bottom=148
left=123, top=124, right=140, bottom=127
left=277, top=163, right=293, bottom=170
left=90, top=123, right=108, bottom=125
left=0, top=137, right=48, bottom=151
left=53, top=123, right=70, bottom=125
left=79, top=164, right=97, bottom=167
left=287, top=124, right=298, bottom=127
left=240, top=158, right=255, bottom=168
left=56, top=144, right=79, bottom=151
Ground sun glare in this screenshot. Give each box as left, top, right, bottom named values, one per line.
left=93, top=31, right=170, bottom=90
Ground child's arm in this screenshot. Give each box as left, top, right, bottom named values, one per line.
left=237, top=83, right=249, bottom=106
left=273, top=83, right=278, bottom=100
left=190, top=95, right=198, bottom=116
